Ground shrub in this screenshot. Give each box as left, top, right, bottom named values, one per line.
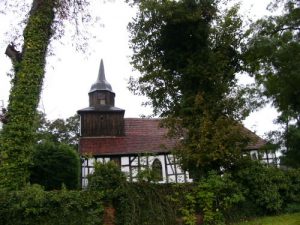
left=231, top=159, right=288, bottom=215
left=87, top=161, right=179, bottom=225
left=195, top=171, right=244, bottom=225
left=282, top=169, right=300, bottom=213
left=116, top=183, right=178, bottom=225
left=30, top=141, right=80, bottom=190
left=87, top=161, right=127, bottom=203
left=0, top=185, right=104, bottom=225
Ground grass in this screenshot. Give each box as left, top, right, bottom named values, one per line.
left=233, top=213, right=300, bottom=225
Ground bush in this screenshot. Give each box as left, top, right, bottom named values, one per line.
left=30, top=141, right=80, bottom=190
left=231, top=159, right=288, bottom=215
left=87, top=161, right=126, bottom=191
left=282, top=169, right=300, bottom=213
left=116, top=183, right=179, bottom=225
left=0, top=185, right=104, bottom=225
left=195, top=171, right=245, bottom=225
left=87, top=161, right=179, bottom=225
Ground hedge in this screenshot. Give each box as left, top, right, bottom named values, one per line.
left=0, top=185, right=104, bottom=225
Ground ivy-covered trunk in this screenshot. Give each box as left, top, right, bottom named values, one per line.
left=0, top=0, right=55, bottom=190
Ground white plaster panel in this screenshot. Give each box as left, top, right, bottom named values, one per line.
left=131, top=167, right=138, bottom=177
left=89, top=168, right=94, bottom=174
left=96, top=158, right=103, bottom=163
left=131, top=157, right=138, bottom=166
left=140, top=156, right=148, bottom=165
left=167, top=165, right=175, bottom=174
left=121, top=166, right=130, bottom=173
left=177, top=175, right=185, bottom=183
left=121, top=157, right=129, bottom=165
left=168, top=175, right=175, bottom=183
left=88, top=158, right=95, bottom=166
left=82, top=159, right=88, bottom=167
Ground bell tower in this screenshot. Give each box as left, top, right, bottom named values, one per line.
left=89, top=59, right=115, bottom=107
left=78, top=59, right=125, bottom=137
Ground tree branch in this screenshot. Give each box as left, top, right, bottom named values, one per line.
left=5, top=43, right=22, bottom=63
left=272, top=26, right=300, bottom=35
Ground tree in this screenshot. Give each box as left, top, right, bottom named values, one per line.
left=30, top=141, right=80, bottom=190
left=28, top=113, right=80, bottom=190
left=128, top=0, right=253, bottom=178
left=245, top=0, right=300, bottom=167
left=281, top=125, right=300, bottom=168
left=37, top=113, right=80, bottom=149
left=0, top=0, right=90, bottom=190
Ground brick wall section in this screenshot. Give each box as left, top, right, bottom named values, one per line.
left=103, top=206, right=115, bottom=225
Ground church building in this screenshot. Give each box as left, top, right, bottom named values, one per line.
left=78, top=60, right=276, bottom=187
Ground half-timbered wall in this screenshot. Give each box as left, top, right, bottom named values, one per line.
left=82, top=150, right=278, bottom=187
left=81, top=154, right=193, bottom=187
left=249, top=150, right=278, bottom=165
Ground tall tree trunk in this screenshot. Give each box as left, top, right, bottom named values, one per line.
left=0, top=0, right=55, bottom=190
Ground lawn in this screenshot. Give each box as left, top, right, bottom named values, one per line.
left=233, top=213, right=300, bottom=225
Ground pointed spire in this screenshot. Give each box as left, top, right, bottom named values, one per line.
left=89, top=59, right=113, bottom=93
left=98, top=59, right=106, bottom=81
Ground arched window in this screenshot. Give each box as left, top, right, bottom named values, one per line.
left=152, top=158, right=163, bottom=181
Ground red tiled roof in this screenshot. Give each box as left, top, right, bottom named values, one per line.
left=79, top=118, right=177, bottom=156
left=79, top=118, right=265, bottom=156
left=243, top=127, right=267, bottom=150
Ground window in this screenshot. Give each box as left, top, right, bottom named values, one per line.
left=152, top=158, right=163, bottom=181
left=97, top=93, right=106, bottom=105
left=100, top=99, right=106, bottom=105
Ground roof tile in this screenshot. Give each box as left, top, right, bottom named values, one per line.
left=79, top=118, right=265, bottom=156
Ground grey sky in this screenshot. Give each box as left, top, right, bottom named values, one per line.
left=0, top=0, right=279, bottom=136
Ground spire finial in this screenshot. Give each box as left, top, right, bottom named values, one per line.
left=89, top=59, right=113, bottom=93
left=98, top=59, right=105, bottom=81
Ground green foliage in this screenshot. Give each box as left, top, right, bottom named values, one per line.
left=30, top=141, right=80, bottom=190
left=282, top=168, right=300, bottom=212
left=232, top=212, right=300, bottom=225
left=180, top=192, right=197, bottom=225
left=87, top=161, right=127, bottom=202
left=136, top=165, right=163, bottom=183
left=116, top=183, right=180, bottom=225
left=245, top=0, right=300, bottom=168
left=0, top=184, right=104, bottom=225
left=284, top=203, right=300, bottom=214
left=0, top=0, right=55, bottom=191
left=129, top=0, right=250, bottom=118
left=37, top=113, right=80, bottom=148
left=195, top=172, right=244, bottom=225
left=281, top=125, right=300, bottom=168
left=245, top=0, right=300, bottom=116
left=87, top=161, right=181, bottom=224
left=128, top=0, right=254, bottom=177
left=176, top=116, right=249, bottom=178
left=0, top=0, right=90, bottom=191
left=87, top=161, right=200, bottom=225
left=231, top=159, right=288, bottom=214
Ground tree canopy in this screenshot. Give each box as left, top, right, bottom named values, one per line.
left=245, top=0, right=300, bottom=168
left=37, top=113, right=80, bottom=148
left=128, top=0, right=255, bottom=177
left=30, top=141, right=80, bottom=190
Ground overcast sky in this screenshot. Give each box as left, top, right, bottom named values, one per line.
left=0, top=0, right=280, bottom=136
